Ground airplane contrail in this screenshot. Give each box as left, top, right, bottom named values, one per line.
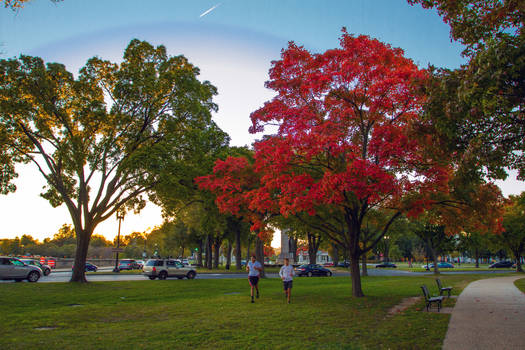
left=200, top=3, right=222, bottom=18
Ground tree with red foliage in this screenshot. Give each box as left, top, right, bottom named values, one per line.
left=248, top=30, right=453, bottom=296
left=200, top=30, right=453, bottom=297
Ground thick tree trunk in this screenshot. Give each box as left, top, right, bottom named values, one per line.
left=331, top=243, right=339, bottom=267
left=475, top=248, right=480, bottom=268
left=307, top=233, right=321, bottom=265
left=291, top=237, right=298, bottom=263
left=349, top=253, right=364, bottom=297
left=255, top=235, right=265, bottom=278
left=235, top=226, right=242, bottom=270
left=70, top=230, right=91, bottom=283
left=361, top=254, right=368, bottom=276
left=179, top=245, right=184, bottom=259
left=226, top=241, right=232, bottom=270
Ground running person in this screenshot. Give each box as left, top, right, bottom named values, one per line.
left=246, top=255, right=263, bottom=303
left=279, top=258, right=294, bottom=303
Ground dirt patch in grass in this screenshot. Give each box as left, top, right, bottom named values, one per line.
left=387, top=296, right=422, bottom=316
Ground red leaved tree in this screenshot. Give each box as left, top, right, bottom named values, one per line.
left=200, top=30, right=452, bottom=296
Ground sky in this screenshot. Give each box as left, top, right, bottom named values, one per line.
left=0, top=0, right=523, bottom=245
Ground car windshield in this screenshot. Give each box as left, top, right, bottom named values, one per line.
left=10, top=259, right=25, bottom=266
left=145, top=260, right=163, bottom=267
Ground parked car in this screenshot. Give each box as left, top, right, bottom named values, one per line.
left=72, top=262, right=98, bottom=272
left=295, top=264, right=332, bottom=277
left=337, top=261, right=350, bottom=268
left=20, top=259, right=51, bottom=276
left=0, top=256, right=42, bottom=282
left=323, top=262, right=334, bottom=267
left=375, top=262, right=397, bottom=268
left=135, top=260, right=145, bottom=269
left=142, top=259, right=197, bottom=280
left=118, top=259, right=141, bottom=270
left=489, top=261, right=515, bottom=268
left=421, top=262, right=454, bottom=269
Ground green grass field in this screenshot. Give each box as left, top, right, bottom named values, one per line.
left=0, top=274, right=511, bottom=350
left=515, top=278, right=525, bottom=293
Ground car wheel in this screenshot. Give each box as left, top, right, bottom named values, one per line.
left=44, top=268, right=51, bottom=276
left=27, top=271, right=40, bottom=283
left=187, top=271, right=196, bottom=279
left=158, top=271, right=167, bottom=280
left=148, top=276, right=156, bottom=280
left=307, top=271, right=313, bottom=277
left=327, top=271, right=332, bottom=277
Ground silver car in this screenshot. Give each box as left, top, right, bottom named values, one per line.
left=143, top=259, right=197, bottom=280
left=0, top=256, right=42, bottom=282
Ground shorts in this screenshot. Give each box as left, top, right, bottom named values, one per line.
left=249, top=276, right=259, bottom=286
left=283, top=280, right=293, bottom=290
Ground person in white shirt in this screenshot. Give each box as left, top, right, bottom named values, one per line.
left=279, top=258, right=294, bottom=303
left=246, top=255, right=263, bottom=303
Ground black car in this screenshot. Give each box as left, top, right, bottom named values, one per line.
left=295, top=264, right=332, bottom=277
left=489, top=261, right=515, bottom=268
left=72, top=262, right=98, bottom=272
left=375, top=262, right=397, bottom=268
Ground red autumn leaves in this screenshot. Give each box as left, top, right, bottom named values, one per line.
left=197, top=30, right=450, bottom=233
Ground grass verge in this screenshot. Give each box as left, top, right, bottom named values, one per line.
left=0, top=274, right=506, bottom=349
left=515, top=277, right=525, bottom=293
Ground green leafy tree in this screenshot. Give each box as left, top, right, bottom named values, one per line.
left=498, top=193, right=525, bottom=271
left=410, top=0, right=525, bottom=180
left=0, top=40, right=224, bottom=282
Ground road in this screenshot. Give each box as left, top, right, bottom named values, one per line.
left=1, top=267, right=514, bottom=283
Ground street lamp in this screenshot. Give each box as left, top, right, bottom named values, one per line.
left=113, top=210, right=125, bottom=272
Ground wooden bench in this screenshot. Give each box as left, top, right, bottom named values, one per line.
left=421, top=285, right=444, bottom=312
left=436, top=278, right=452, bottom=297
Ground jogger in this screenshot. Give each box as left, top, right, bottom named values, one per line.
left=246, top=255, right=262, bottom=303
left=279, top=258, right=294, bottom=303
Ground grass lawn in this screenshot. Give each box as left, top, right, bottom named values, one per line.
left=0, top=274, right=509, bottom=349
left=515, top=277, right=525, bottom=293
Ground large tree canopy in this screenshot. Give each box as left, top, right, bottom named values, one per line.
left=200, top=30, right=453, bottom=297
left=0, top=39, right=228, bottom=282
left=410, top=0, right=525, bottom=180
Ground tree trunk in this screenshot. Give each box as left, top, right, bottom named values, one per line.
left=246, top=237, right=251, bottom=263
left=255, top=235, right=265, bottom=278
left=427, top=238, right=439, bottom=275
left=70, top=230, right=91, bottom=283
left=290, top=237, right=298, bottom=263
left=307, top=232, right=321, bottom=265
left=206, top=234, right=213, bottom=269
left=514, top=244, right=523, bottom=272
left=213, top=241, right=220, bottom=269
left=475, top=247, right=480, bottom=268
left=179, top=244, right=184, bottom=259
left=226, top=240, right=232, bottom=270
left=361, top=254, right=368, bottom=276
left=349, top=253, right=364, bottom=297
left=235, top=226, right=242, bottom=270
left=197, top=239, right=203, bottom=267
left=331, top=243, right=339, bottom=267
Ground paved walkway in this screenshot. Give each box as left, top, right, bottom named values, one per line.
left=443, top=276, right=525, bottom=350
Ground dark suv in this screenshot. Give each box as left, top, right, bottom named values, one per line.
left=142, top=259, right=197, bottom=280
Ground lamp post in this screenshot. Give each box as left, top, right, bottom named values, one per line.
left=113, top=211, right=125, bottom=272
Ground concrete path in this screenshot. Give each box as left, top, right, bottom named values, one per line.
left=443, top=276, right=525, bottom=350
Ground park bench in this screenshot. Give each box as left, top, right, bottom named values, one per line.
left=436, top=278, right=452, bottom=297
left=421, top=284, right=444, bottom=312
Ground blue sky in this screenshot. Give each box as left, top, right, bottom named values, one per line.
left=0, top=0, right=520, bottom=242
